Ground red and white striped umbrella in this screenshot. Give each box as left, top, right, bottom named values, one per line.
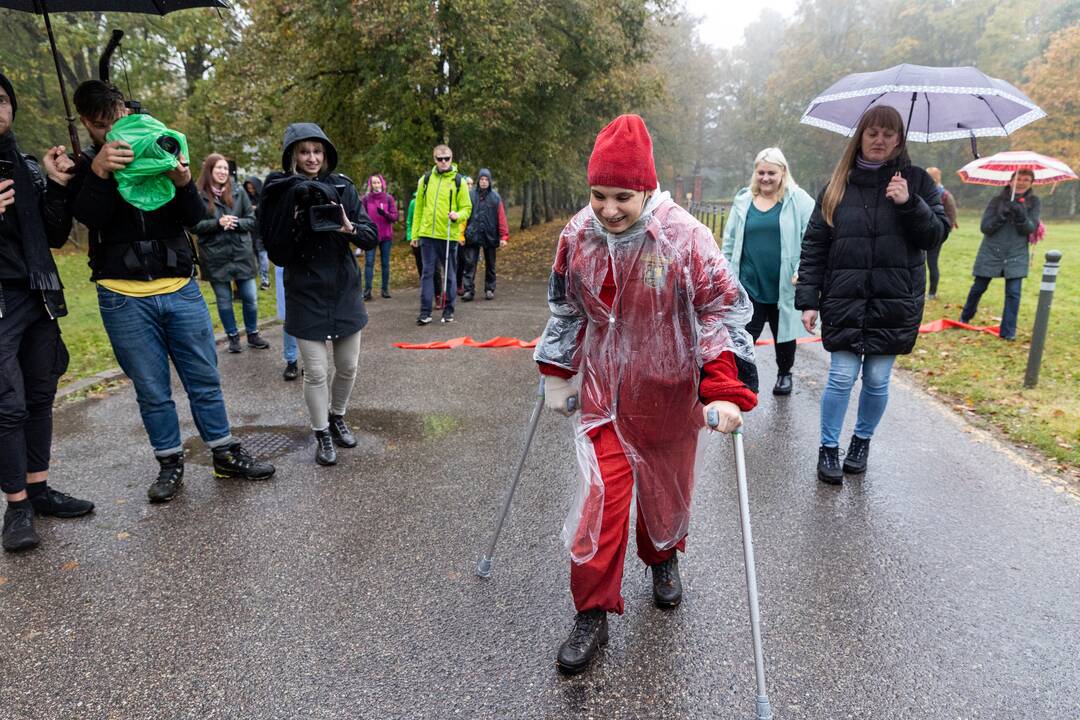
left=957, top=150, right=1078, bottom=186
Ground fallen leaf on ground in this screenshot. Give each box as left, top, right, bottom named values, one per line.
left=0, top=576, right=8, bottom=586
left=117, top=532, right=131, bottom=541
left=59, top=560, right=79, bottom=572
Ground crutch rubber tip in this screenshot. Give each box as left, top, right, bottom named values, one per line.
left=476, top=557, right=493, bottom=578
left=755, top=696, right=773, bottom=720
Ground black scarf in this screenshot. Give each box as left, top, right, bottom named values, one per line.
left=0, top=131, right=61, bottom=290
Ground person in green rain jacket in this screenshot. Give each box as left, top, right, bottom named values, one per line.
left=410, top=144, right=472, bottom=325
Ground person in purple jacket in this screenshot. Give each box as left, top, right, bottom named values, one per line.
left=360, top=174, right=399, bottom=299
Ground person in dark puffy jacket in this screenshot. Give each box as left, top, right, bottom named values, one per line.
left=462, top=168, right=509, bottom=301
left=959, top=170, right=1040, bottom=342
left=260, top=123, right=378, bottom=467
left=192, top=154, right=269, bottom=353
left=796, top=105, right=949, bottom=485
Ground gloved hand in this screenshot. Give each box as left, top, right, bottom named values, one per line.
left=377, top=205, right=389, bottom=217
left=543, top=375, right=579, bottom=416
left=702, top=400, right=742, bottom=433
left=1010, top=201, right=1028, bottom=224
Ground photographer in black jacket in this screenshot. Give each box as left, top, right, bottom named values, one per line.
left=0, top=72, right=94, bottom=552
left=261, top=123, right=377, bottom=466
left=68, top=80, right=274, bottom=503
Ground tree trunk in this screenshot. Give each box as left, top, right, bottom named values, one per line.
left=530, top=178, right=543, bottom=226
left=542, top=180, right=555, bottom=222
left=521, top=180, right=533, bottom=230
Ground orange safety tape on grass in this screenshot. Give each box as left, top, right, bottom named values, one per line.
left=753, top=318, right=1001, bottom=345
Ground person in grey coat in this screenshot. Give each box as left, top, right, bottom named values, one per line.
left=959, top=169, right=1040, bottom=341
left=192, top=153, right=269, bottom=353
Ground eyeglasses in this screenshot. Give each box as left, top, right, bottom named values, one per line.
left=435, top=156, right=452, bottom=162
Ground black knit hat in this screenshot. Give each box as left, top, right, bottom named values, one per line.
left=0, top=72, right=16, bottom=117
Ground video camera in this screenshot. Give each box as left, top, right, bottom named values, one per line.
left=293, top=184, right=343, bottom=233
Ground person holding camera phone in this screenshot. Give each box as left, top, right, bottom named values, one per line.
left=0, top=71, right=96, bottom=551
left=260, top=123, right=378, bottom=466
left=67, top=80, right=275, bottom=503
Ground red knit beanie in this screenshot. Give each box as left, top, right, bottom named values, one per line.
left=587, top=114, right=657, bottom=191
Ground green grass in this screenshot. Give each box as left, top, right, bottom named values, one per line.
left=896, top=208, right=1080, bottom=475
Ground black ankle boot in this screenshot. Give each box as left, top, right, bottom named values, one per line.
left=772, top=373, right=793, bottom=396
left=556, top=609, right=609, bottom=675
left=149, top=453, right=185, bottom=503
left=2, top=503, right=40, bottom=552
left=651, top=555, right=683, bottom=608
left=843, top=435, right=871, bottom=474
left=213, top=442, right=275, bottom=480
left=315, top=429, right=337, bottom=466
left=817, top=445, right=843, bottom=485
left=328, top=414, right=357, bottom=448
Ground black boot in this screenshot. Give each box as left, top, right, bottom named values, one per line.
left=817, top=445, right=843, bottom=485
left=772, top=373, right=793, bottom=396
left=227, top=333, right=243, bottom=353
left=843, top=435, right=871, bottom=474
left=314, top=429, right=337, bottom=466
left=556, top=609, right=609, bottom=675
left=381, top=288, right=391, bottom=299
left=247, top=331, right=270, bottom=350
left=328, top=413, right=358, bottom=448
left=149, top=452, right=185, bottom=503
left=2, top=503, right=40, bottom=552
left=363, top=289, right=373, bottom=301
left=651, top=555, right=683, bottom=608
left=212, top=442, right=275, bottom=480
left=29, top=485, right=95, bottom=518
left=282, top=361, right=300, bottom=381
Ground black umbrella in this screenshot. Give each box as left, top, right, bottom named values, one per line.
left=2, top=0, right=227, bottom=155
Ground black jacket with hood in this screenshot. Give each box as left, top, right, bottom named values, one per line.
left=243, top=175, right=265, bottom=254
left=464, top=168, right=505, bottom=248
left=0, top=71, right=71, bottom=319
left=260, top=123, right=377, bottom=341
left=795, top=158, right=949, bottom=355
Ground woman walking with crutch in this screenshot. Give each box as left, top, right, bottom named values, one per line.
left=534, top=114, right=759, bottom=675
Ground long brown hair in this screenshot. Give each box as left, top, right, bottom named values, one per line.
left=196, top=153, right=234, bottom=212
left=821, top=105, right=910, bottom=227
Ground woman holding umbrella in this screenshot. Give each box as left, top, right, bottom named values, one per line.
left=722, top=147, right=815, bottom=395
left=959, top=169, right=1040, bottom=341
left=796, top=105, right=950, bottom=484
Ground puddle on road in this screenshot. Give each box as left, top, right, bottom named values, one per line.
left=182, top=408, right=463, bottom=466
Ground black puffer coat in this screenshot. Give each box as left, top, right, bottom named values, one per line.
left=795, top=160, right=949, bottom=355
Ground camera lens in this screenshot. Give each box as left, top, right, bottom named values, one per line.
left=156, top=136, right=181, bottom=157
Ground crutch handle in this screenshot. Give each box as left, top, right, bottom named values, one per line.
left=707, top=408, right=719, bottom=429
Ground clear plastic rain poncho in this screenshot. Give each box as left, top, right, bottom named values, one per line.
left=105, top=113, right=189, bottom=212
left=534, top=190, right=755, bottom=564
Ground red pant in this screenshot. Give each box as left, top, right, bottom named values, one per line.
left=570, top=424, right=687, bottom=614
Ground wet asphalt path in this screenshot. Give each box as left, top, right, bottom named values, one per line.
left=1, top=281, right=1078, bottom=719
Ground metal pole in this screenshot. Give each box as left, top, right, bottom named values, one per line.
left=1023, top=250, right=1062, bottom=388
left=37, top=1, right=82, bottom=157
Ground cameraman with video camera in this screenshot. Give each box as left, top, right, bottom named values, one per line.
left=67, top=80, right=274, bottom=503
left=260, top=123, right=377, bottom=467
left=0, top=71, right=95, bottom=552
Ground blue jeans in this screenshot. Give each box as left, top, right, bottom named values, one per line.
left=97, top=278, right=233, bottom=457
left=364, top=239, right=392, bottom=292
left=257, top=250, right=270, bottom=285
left=420, top=237, right=457, bottom=315
left=820, top=351, right=896, bottom=448
left=210, top=277, right=259, bottom=336
left=961, top=276, right=1022, bottom=339
left=274, top=265, right=298, bottom=363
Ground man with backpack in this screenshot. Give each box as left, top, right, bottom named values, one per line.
left=410, top=144, right=471, bottom=325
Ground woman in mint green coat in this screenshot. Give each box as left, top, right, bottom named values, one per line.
left=722, top=147, right=815, bottom=395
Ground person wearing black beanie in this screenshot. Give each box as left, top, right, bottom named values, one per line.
left=0, top=71, right=95, bottom=552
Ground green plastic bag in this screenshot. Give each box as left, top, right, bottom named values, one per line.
left=106, top=114, right=190, bottom=212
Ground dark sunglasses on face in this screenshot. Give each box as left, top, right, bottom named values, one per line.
left=435, top=156, right=451, bottom=162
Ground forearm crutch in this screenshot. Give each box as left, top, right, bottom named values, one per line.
left=707, top=411, right=773, bottom=720
left=477, top=378, right=574, bottom=578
